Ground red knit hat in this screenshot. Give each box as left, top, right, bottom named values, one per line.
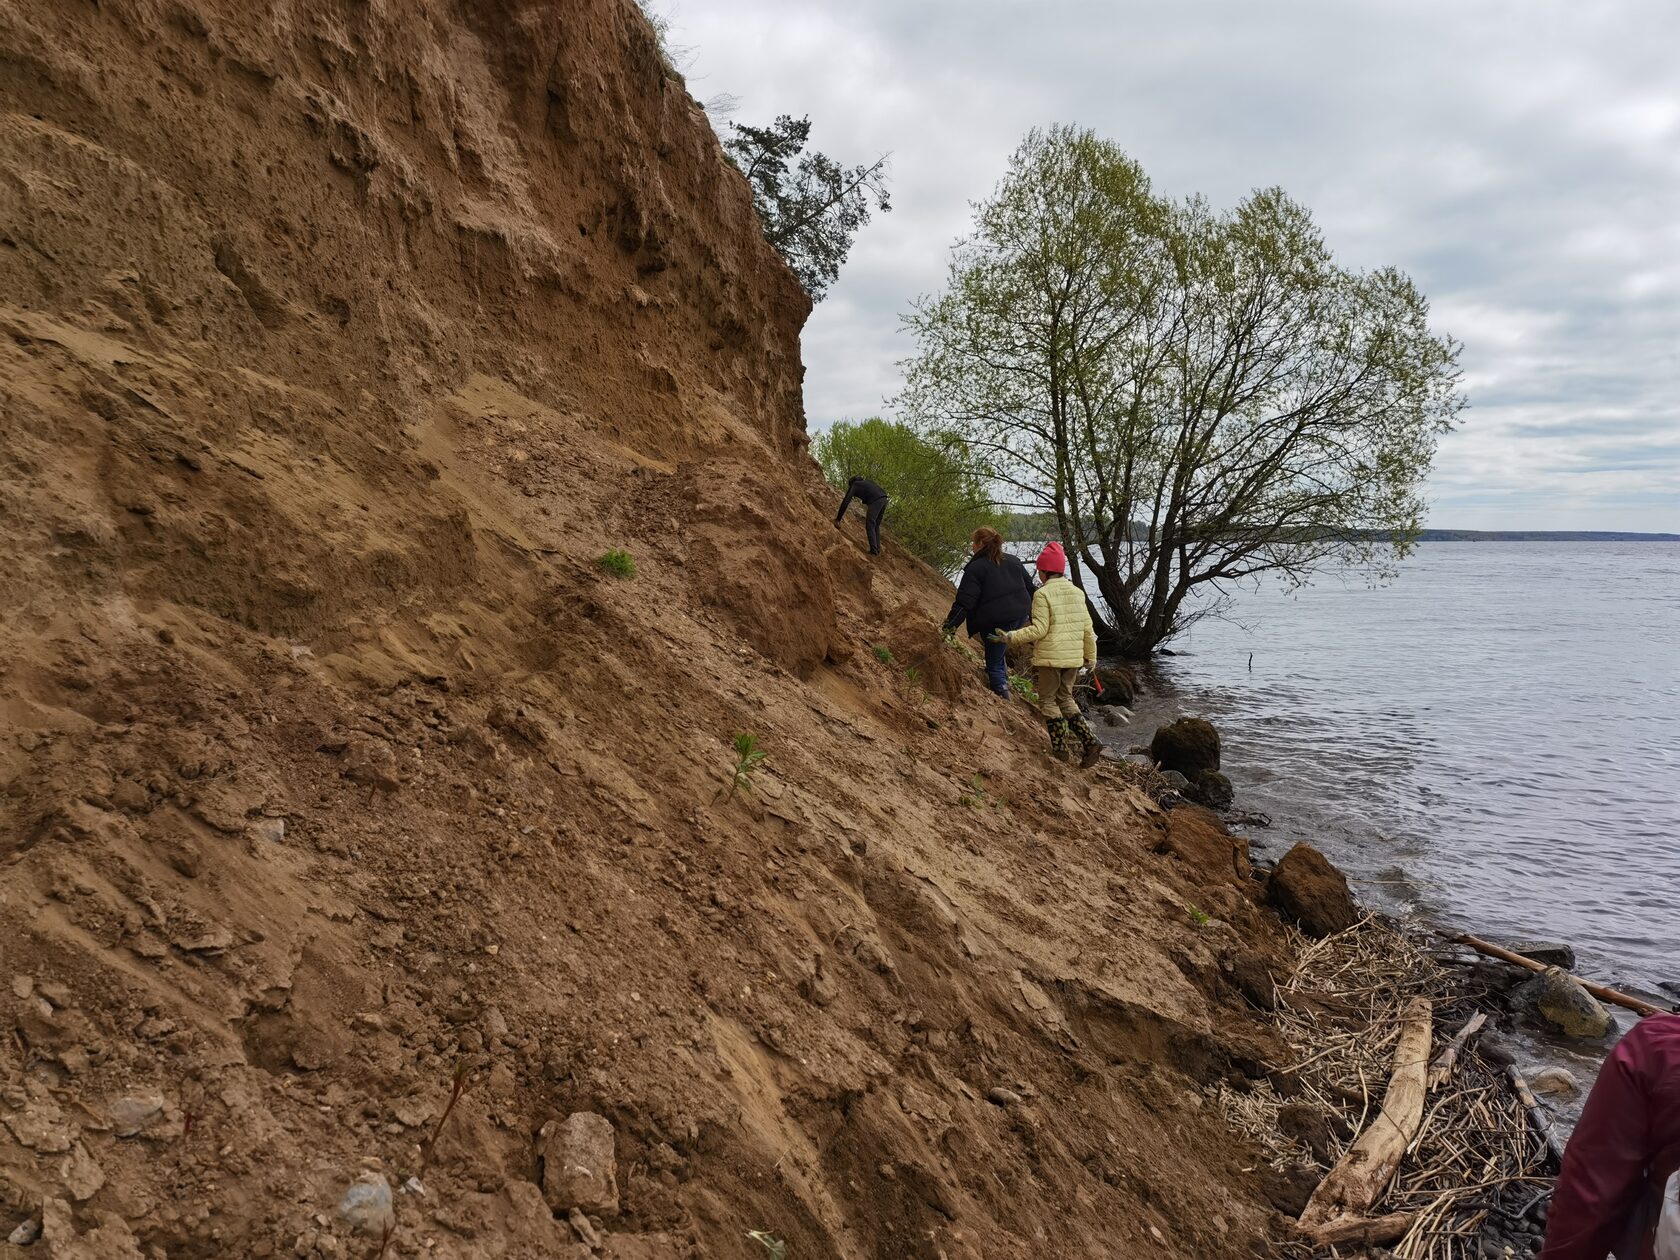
left=1036, top=542, right=1067, bottom=574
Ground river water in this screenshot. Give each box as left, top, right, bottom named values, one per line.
left=1111, top=541, right=1680, bottom=1002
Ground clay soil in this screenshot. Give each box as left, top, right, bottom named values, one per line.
left=2, top=2, right=1307, bottom=1256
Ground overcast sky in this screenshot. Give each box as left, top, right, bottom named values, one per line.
left=675, top=1, right=1679, bottom=531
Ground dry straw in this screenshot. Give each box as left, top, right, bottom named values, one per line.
left=1218, top=917, right=1552, bottom=1258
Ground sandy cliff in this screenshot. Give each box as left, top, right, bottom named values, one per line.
left=1, top=3, right=1298, bottom=1255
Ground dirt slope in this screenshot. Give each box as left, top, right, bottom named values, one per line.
left=1, top=3, right=1297, bottom=1256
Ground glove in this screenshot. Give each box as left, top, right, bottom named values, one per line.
left=986, top=630, right=1008, bottom=644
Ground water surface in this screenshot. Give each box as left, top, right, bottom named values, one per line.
left=1115, top=541, right=1680, bottom=998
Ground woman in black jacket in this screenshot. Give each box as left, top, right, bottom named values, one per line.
left=942, top=527, right=1034, bottom=697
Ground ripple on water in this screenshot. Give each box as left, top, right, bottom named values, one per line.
left=1129, top=541, right=1680, bottom=993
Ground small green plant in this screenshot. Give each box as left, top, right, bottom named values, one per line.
left=1008, top=671, right=1037, bottom=702
left=746, top=1231, right=787, bottom=1259
left=904, top=666, right=919, bottom=684
left=596, top=549, right=636, bottom=578
left=724, top=732, right=767, bottom=799
left=872, top=644, right=893, bottom=664
left=1186, top=903, right=1211, bottom=928
left=958, top=772, right=986, bottom=808
left=421, top=1060, right=473, bottom=1170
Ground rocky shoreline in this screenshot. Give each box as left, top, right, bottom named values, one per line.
left=1082, top=669, right=1679, bottom=1258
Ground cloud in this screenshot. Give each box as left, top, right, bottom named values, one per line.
left=674, top=0, right=1680, bottom=531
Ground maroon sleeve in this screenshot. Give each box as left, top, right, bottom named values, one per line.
left=1538, top=1021, right=1658, bottom=1260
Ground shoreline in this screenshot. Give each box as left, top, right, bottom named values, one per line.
left=1078, top=660, right=1679, bottom=1255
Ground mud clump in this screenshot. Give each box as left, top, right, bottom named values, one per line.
left=1266, top=842, right=1360, bottom=937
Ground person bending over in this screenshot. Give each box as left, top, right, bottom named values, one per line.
left=942, top=527, right=1034, bottom=698
left=995, top=543, right=1102, bottom=768
left=834, top=475, right=889, bottom=556
left=1540, top=1012, right=1680, bottom=1260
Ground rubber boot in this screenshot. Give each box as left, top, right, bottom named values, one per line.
left=1045, top=717, right=1072, bottom=762
left=1068, top=716, right=1103, bottom=769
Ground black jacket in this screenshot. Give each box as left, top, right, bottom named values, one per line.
left=943, top=552, right=1034, bottom=640
left=835, top=477, right=888, bottom=520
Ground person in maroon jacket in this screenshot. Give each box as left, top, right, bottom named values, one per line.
left=1540, top=1013, right=1680, bottom=1260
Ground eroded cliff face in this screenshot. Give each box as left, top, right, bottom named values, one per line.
left=1, top=3, right=1296, bottom=1257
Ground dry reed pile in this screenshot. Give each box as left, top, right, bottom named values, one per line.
left=1220, top=918, right=1553, bottom=1258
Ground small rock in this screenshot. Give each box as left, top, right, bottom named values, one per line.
left=540, top=1112, right=619, bottom=1216
left=251, top=817, right=286, bottom=844
left=12, top=974, right=33, bottom=999
left=1528, top=1066, right=1581, bottom=1097
left=1266, top=842, right=1359, bottom=938
left=60, top=1143, right=105, bottom=1200
left=9, top=1217, right=41, bottom=1246
left=1160, top=770, right=1190, bottom=792
left=37, top=981, right=72, bottom=1009
left=985, top=1086, right=1023, bottom=1107
left=567, top=1207, right=602, bottom=1248
left=109, top=1094, right=166, bottom=1138
left=391, top=1097, right=435, bottom=1128
left=337, top=1171, right=394, bottom=1236
left=5, top=1102, right=74, bottom=1153
left=399, top=1176, right=426, bottom=1197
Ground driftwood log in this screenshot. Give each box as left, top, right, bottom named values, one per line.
left=1298, top=996, right=1433, bottom=1238
left=1308, top=1211, right=1416, bottom=1247
left=1428, top=1011, right=1488, bottom=1089
left=1455, top=934, right=1670, bottom=1016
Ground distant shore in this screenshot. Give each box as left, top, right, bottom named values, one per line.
left=1412, top=529, right=1680, bottom=542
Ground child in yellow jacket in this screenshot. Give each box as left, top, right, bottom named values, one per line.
left=992, top=543, right=1102, bottom=768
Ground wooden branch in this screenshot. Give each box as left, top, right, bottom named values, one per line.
left=1455, top=933, right=1671, bottom=1017
left=1427, top=1011, right=1487, bottom=1090
left=1506, top=1063, right=1568, bottom=1169
left=1298, top=996, right=1432, bottom=1232
left=1298, top=1211, right=1415, bottom=1248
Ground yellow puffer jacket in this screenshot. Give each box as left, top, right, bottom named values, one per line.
left=1003, top=575, right=1097, bottom=668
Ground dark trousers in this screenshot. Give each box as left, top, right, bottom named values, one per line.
left=983, top=638, right=1011, bottom=696
left=865, top=498, right=888, bottom=554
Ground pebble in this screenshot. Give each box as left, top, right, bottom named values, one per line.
left=986, top=1086, right=1023, bottom=1107
left=252, top=817, right=286, bottom=844
left=1528, top=1066, right=1581, bottom=1097
left=8, top=1217, right=41, bottom=1246
left=109, top=1097, right=165, bottom=1141
left=337, top=1171, right=394, bottom=1236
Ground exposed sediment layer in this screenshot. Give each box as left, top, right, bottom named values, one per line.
left=1, top=2, right=1330, bottom=1257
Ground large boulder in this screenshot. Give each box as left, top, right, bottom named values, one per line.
left=1150, top=718, right=1220, bottom=776
left=1266, top=843, right=1359, bottom=938
left=1516, top=968, right=1612, bottom=1039
left=1092, top=665, right=1137, bottom=706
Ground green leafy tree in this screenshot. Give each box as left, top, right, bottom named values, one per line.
left=725, top=116, right=890, bottom=302
left=814, top=418, right=1000, bottom=574
left=901, top=125, right=1464, bottom=657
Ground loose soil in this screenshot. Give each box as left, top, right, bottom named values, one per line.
left=2, top=3, right=1311, bottom=1256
